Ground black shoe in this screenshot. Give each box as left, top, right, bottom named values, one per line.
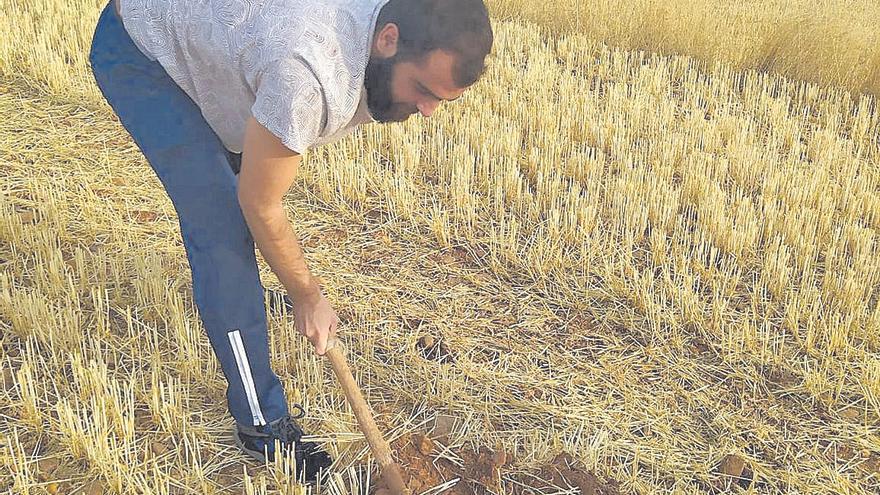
left=233, top=404, right=333, bottom=484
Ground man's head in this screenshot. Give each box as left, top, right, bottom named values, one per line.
left=364, top=0, right=493, bottom=123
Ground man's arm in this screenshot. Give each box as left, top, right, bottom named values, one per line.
left=237, top=115, right=320, bottom=302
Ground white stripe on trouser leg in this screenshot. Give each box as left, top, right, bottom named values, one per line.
left=227, top=329, right=267, bottom=426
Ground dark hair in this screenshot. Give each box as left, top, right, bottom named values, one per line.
left=375, top=0, right=494, bottom=87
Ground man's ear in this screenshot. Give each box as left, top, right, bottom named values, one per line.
left=372, top=22, right=399, bottom=58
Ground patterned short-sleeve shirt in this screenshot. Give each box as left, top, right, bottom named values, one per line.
left=118, top=0, right=389, bottom=154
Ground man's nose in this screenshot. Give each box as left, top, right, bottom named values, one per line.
left=417, top=99, right=440, bottom=117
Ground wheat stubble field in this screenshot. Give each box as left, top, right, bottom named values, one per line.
left=1, top=0, right=879, bottom=494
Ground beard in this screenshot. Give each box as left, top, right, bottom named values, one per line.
left=363, top=52, right=418, bottom=123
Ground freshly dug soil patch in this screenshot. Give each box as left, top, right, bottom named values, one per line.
left=512, top=452, right=620, bottom=495
left=371, top=432, right=507, bottom=494
left=371, top=434, right=619, bottom=495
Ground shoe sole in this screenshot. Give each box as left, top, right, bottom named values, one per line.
left=233, top=427, right=268, bottom=464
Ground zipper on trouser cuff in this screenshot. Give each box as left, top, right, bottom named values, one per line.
left=227, top=329, right=267, bottom=426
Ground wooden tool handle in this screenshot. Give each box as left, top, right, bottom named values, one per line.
left=324, top=337, right=410, bottom=495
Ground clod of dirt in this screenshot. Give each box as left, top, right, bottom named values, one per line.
left=36, top=457, right=60, bottom=481
left=860, top=454, right=880, bottom=475
left=151, top=441, right=170, bottom=456
left=133, top=210, right=159, bottom=222
left=465, top=446, right=507, bottom=492
left=533, top=452, right=619, bottom=495
left=374, top=489, right=391, bottom=495
left=429, top=414, right=456, bottom=443
left=412, top=432, right=434, bottom=455
left=82, top=480, right=104, bottom=495
left=835, top=444, right=857, bottom=462
left=717, top=454, right=745, bottom=477
left=840, top=408, right=859, bottom=420
left=715, top=454, right=753, bottom=489
left=416, top=334, right=453, bottom=363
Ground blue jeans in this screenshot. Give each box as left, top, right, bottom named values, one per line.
left=88, top=0, right=289, bottom=427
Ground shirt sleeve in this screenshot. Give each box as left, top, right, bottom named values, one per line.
left=250, top=57, right=327, bottom=154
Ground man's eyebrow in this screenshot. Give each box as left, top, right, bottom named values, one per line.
left=418, top=81, right=461, bottom=102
